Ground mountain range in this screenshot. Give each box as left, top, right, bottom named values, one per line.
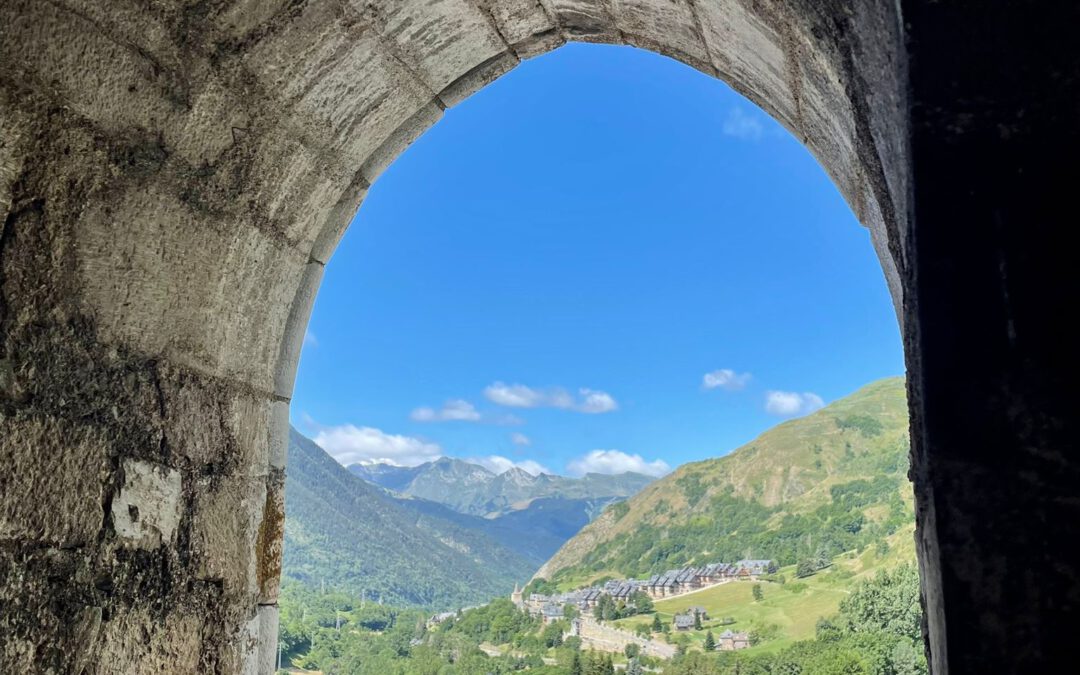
left=283, top=428, right=654, bottom=608
left=536, top=377, right=914, bottom=584
left=283, top=428, right=536, bottom=609
left=349, top=457, right=653, bottom=517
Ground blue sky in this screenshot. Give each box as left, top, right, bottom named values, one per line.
left=292, top=44, right=904, bottom=477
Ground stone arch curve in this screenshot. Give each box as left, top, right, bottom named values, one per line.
left=0, top=0, right=913, bottom=672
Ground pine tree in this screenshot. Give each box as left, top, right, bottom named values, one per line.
left=693, top=611, right=702, bottom=630
left=752, top=584, right=764, bottom=602
left=651, top=614, right=662, bottom=632
left=704, top=630, right=716, bottom=651
left=570, top=651, right=583, bottom=675
left=627, top=658, right=643, bottom=675
left=604, top=654, right=615, bottom=675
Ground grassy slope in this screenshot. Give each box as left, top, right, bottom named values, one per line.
left=614, top=520, right=917, bottom=654
left=537, top=377, right=912, bottom=586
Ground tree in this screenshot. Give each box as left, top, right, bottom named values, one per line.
left=624, top=643, right=640, bottom=659
left=570, top=651, right=583, bottom=675
left=651, top=614, right=663, bottom=632
left=604, top=654, right=616, bottom=675
left=836, top=564, right=922, bottom=641
left=693, top=611, right=702, bottom=630
left=752, top=584, right=764, bottom=602
left=704, top=630, right=716, bottom=651
left=631, top=591, right=653, bottom=614
left=626, top=658, right=644, bottom=675
left=541, top=621, right=564, bottom=648
left=796, top=559, right=817, bottom=578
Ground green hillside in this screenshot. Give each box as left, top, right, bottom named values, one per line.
left=615, top=522, right=917, bottom=654
left=284, top=428, right=536, bottom=609
left=535, top=377, right=914, bottom=586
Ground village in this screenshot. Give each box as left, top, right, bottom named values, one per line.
left=508, top=559, right=776, bottom=656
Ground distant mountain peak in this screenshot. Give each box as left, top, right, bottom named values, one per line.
left=351, top=454, right=654, bottom=518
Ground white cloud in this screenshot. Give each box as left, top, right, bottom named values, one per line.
left=577, top=389, right=619, bottom=413
left=511, top=432, right=531, bottom=446
left=722, top=107, right=764, bottom=141
left=567, top=450, right=670, bottom=477
left=484, top=382, right=618, bottom=414
left=313, top=424, right=442, bottom=466
left=410, top=399, right=482, bottom=422
left=473, top=455, right=551, bottom=476
left=484, top=382, right=549, bottom=408
left=303, top=330, right=318, bottom=348
left=702, top=369, right=752, bottom=391
left=764, top=390, right=825, bottom=417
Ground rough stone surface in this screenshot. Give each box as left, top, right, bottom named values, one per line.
left=902, top=1, right=1080, bottom=672
left=111, top=459, right=183, bottom=549
left=4, top=0, right=1075, bottom=672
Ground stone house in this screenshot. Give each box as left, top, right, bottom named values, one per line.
left=673, top=613, right=695, bottom=631
left=717, top=630, right=751, bottom=650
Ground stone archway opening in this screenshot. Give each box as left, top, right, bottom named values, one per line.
left=1, top=1, right=925, bottom=672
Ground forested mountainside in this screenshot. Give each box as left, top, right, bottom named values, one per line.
left=284, top=428, right=536, bottom=609
left=536, top=378, right=913, bottom=585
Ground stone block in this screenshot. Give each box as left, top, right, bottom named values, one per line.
left=694, top=0, right=796, bottom=125
left=273, top=261, right=325, bottom=399
left=111, top=458, right=183, bottom=549
left=243, top=2, right=435, bottom=169
left=268, top=400, right=289, bottom=472
left=214, top=0, right=294, bottom=41
left=95, top=607, right=204, bottom=674
left=613, top=0, right=712, bottom=73
left=0, top=0, right=185, bottom=135
left=0, top=413, right=109, bottom=546
left=156, top=365, right=274, bottom=475
left=360, top=0, right=510, bottom=93
left=441, top=51, right=520, bottom=108
left=309, top=168, right=369, bottom=265
left=547, top=0, right=619, bottom=42
left=191, top=475, right=266, bottom=599
left=360, top=101, right=444, bottom=185
left=480, top=0, right=556, bottom=47
left=74, top=180, right=307, bottom=393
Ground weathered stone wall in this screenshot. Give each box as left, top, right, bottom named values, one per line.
left=0, top=0, right=908, bottom=672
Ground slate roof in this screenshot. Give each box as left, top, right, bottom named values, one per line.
left=673, top=614, right=695, bottom=629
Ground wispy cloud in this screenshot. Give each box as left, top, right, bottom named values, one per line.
left=764, top=390, right=825, bottom=417
left=303, top=330, right=319, bottom=348
left=722, top=107, right=764, bottom=141
left=473, top=455, right=550, bottom=476
left=567, top=450, right=670, bottom=477
left=702, top=369, right=752, bottom=391
left=410, top=399, right=482, bottom=422
left=484, top=382, right=619, bottom=414
left=510, top=432, right=531, bottom=446
left=313, top=424, right=442, bottom=466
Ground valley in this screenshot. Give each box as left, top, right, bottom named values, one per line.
left=279, top=377, right=922, bottom=674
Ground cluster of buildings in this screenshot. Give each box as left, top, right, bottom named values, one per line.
left=641, top=560, right=774, bottom=598
left=512, top=559, right=775, bottom=625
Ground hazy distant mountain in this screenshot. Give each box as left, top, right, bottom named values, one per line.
left=283, top=428, right=536, bottom=609
left=349, top=456, right=654, bottom=517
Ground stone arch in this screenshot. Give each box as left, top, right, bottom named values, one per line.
left=0, top=0, right=913, bottom=672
